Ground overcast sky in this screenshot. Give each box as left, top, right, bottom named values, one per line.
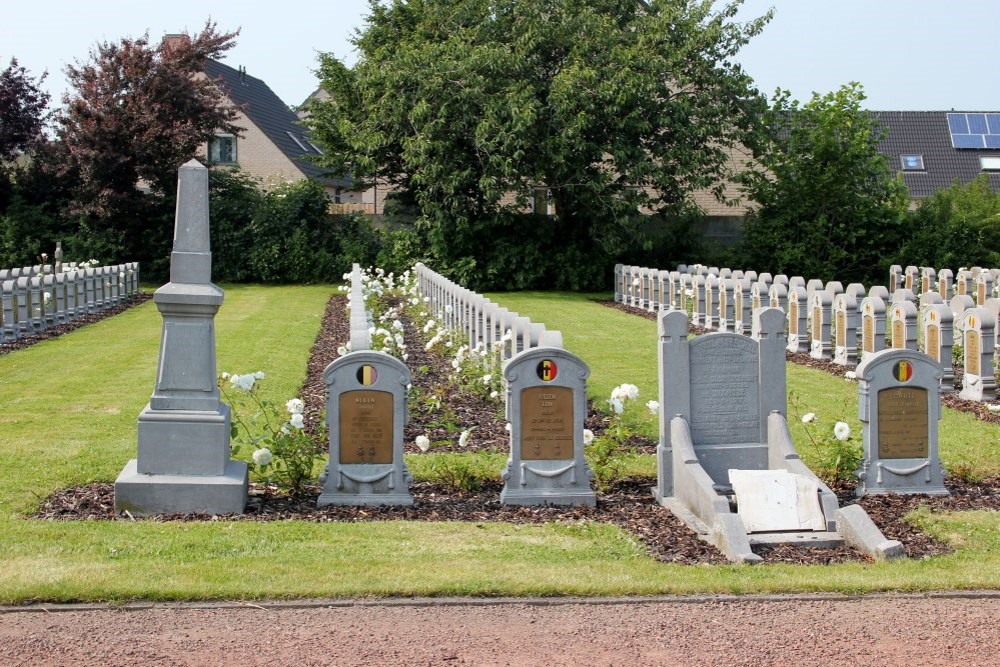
left=3, top=0, right=998, bottom=112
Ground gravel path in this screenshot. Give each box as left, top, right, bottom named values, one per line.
left=2, top=595, right=997, bottom=666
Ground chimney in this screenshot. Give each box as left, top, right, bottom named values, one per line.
left=161, top=33, right=191, bottom=51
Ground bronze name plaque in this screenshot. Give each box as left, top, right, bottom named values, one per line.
left=521, top=386, right=574, bottom=460
left=966, top=329, right=981, bottom=376
left=877, top=387, right=929, bottom=459
left=939, top=282, right=947, bottom=299
left=958, top=280, right=966, bottom=296
left=812, top=306, right=821, bottom=342
left=789, top=302, right=798, bottom=335
left=892, top=318, right=904, bottom=348
left=863, top=315, right=874, bottom=353
left=836, top=310, right=846, bottom=347
left=978, top=283, right=986, bottom=304
left=339, top=390, right=393, bottom=464
left=926, top=324, right=940, bottom=362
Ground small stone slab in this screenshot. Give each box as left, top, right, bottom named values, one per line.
left=729, top=469, right=825, bottom=533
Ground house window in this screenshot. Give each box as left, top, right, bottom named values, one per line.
left=208, top=134, right=236, bottom=164
left=530, top=187, right=553, bottom=216
left=900, top=155, right=924, bottom=171
left=333, top=187, right=342, bottom=204
left=980, top=156, right=1000, bottom=171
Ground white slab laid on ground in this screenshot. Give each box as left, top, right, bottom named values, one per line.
left=728, top=469, right=825, bottom=533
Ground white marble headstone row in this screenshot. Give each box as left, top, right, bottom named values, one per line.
left=0, top=262, right=140, bottom=343
left=888, top=265, right=1000, bottom=303
left=413, top=263, right=563, bottom=356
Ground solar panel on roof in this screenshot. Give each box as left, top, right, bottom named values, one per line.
left=947, top=112, right=1000, bottom=149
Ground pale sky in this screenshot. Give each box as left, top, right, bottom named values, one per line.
left=2, top=0, right=998, bottom=113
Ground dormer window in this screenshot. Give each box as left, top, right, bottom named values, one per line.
left=208, top=134, right=236, bottom=164
left=981, top=156, right=1000, bottom=171
left=900, top=154, right=924, bottom=171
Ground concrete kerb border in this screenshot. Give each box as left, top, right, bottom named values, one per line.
left=3, top=591, right=999, bottom=614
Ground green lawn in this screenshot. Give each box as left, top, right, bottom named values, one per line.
left=0, top=286, right=997, bottom=604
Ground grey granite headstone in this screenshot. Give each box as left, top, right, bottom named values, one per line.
left=833, top=293, right=859, bottom=366
left=718, top=278, right=733, bottom=332
left=955, top=270, right=972, bottom=297
left=318, top=350, right=413, bottom=506
left=693, top=275, right=706, bottom=325
left=786, top=285, right=808, bottom=353
left=976, top=271, right=993, bottom=306
left=921, top=268, right=937, bottom=296
left=1, top=280, right=18, bottom=342
left=904, top=265, right=918, bottom=292
left=14, top=277, right=31, bottom=335
left=889, top=265, right=902, bottom=293
left=859, top=296, right=887, bottom=363
left=959, top=308, right=996, bottom=401
left=614, top=264, right=624, bottom=303
left=921, top=304, right=954, bottom=388
left=733, top=278, right=751, bottom=335
left=809, top=290, right=832, bottom=360
left=938, top=269, right=953, bottom=301
left=889, top=301, right=918, bottom=351
left=501, top=347, right=595, bottom=506
left=115, top=159, right=248, bottom=516
left=705, top=275, right=719, bottom=329
left=768, top=283, right=787, bottom=313
left=856, top=349, right=947, bottom=496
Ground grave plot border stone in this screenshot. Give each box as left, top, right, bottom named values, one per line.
left=856, top=349, right=947, bottom=496
left=500, top=346, right=595, bottom=507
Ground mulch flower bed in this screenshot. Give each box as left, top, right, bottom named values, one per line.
left=29, top=291, right=1000, bottom=567
left=600, top=300, right=1000, bottom=424
left=0, top=292, right=152, bottom=357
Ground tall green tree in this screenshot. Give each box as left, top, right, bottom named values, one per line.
left=307, top=0, right=771, bottom=288
left=736, top=82, right=910, bottom=283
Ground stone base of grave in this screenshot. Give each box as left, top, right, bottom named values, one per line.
left=500, top=487, right=596, bottom=507
left=316, top=492, right=414, bottom=507
left=114, top=459, right=248, bottom=516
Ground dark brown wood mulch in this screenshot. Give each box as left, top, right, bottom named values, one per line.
left=29, top=292, right=1000, bottom=568
left=0, top=292, right=152, bottom=356
left=600, top=300, right=1000, bottom=424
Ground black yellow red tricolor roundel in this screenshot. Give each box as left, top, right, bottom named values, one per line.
left=892, top=360, right=913, bottom=382
left=356, top=365, right=378, bottom=386
left=536, top=359, right=558, bottom=381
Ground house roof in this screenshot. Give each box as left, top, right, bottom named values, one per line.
left=872, top=111, right=1000, bottom=198
left=202, top=59, right=353, bottom=188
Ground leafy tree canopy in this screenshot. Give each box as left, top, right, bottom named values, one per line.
left=0, top=58, right=50, bottom=163
left=736, top=82, right=910, bottom=283
left=56, top=22, right=242, bottom=219
left=307, top=0, right=771, bottom=284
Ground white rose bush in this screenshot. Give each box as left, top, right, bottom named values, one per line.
left=790, top=393, right=862, bottom=487
left=220, top=371, right=326, bottom=498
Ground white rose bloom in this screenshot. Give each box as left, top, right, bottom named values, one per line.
left=289, top=413, right=305, bottom=429
left=452, top=359, right=461, bottom=369
left=621, top=384, right=639, bottom=400
left=505, top=423, right=512, bottom=432
left=221, top=372, right=230, bottom=380
left=254, top=370, right=266, bottom=380
left=231, top=374, right=256, bottom=391
left=445, top=304, right=453, bottom=313
left=286, top=398, right=304, bottom=415
left=337, top=346, right=348, bottom=356
left=458, top=430, right=471, bottom=448
left=482, top=374, right=492, bottom=384
left=646, top=400, right=659, bottom=415
left=252, top=448, right=272, bottom=466
left=393, top=320, right=404, bottom=330
left=402, top=353, right=409, bottom=361
left=608, top=397, right=624, bottom=415
left=583, top=429, right=595, bottom=445
left=416, top=435, right=431, bottom=452
left=833, top=421, right=851, bottom=441
left=490, top=391, right=499, bottom=399
left=801, top=412, right=816, bottom=423
left=844, top=371, right=857, bottom=380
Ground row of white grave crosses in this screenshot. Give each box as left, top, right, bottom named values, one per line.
left=614, top=263, right=997, bottom=402
left=0, top=261, right=141, bottom=344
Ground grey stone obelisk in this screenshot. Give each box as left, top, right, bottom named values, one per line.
left=115, top=159, right=248, bottom=515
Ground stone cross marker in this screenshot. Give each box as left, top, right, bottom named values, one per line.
left=318, top=350, right=414, bottom=506
left=856, top=349, right=947, bottom=496
left=501, top=347, right=595, bottom=506
left=959, top=308, right=997, bottom=402
left=115, top=160, right=247, bottom=516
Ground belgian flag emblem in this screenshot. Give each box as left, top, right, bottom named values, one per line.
left=536, top=359, right=558, bottom=381
left=356, top=365, right=378, bottom=386
left=892, top=360, right=913, bottom=382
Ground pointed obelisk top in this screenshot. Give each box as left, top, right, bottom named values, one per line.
left=170, top=159, right=212, bottom=284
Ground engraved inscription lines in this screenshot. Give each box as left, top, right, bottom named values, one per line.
left=689, top=336, right=760, bottom=445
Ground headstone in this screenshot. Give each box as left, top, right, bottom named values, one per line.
left=693, top=275, right=706, bottom=326
left=29, top=276, right=45, bottom=332
left=614, top=264, right=624, bottom=303
left=938, top=269, right=953, bottom=301
left=889, top=265, right=902, bottom=293
left=806, top=278, right=824, bottom=297
left=768, top=283, right=788, bottom=313
left=976, top=271, right=993, bottom=306
left=734, top=278, right=751, bottom=335
left=845, top=283, right=866, bottom=300
left=919, top=292, right=943, bottom=308
left=859, top=296, right=887, bottom=362
left=115, top=159, right=248, bottom=516
left=904, top=266, right=918, bottom=292
left=959, top=308, right=997, bottom=401
left=54, top=242, right=63, bottom=274
left=956, top=270, right=971, bottom=297
left=809, top=290, right=833, bottom=360
left=732, top=270, right=744, bottom=280
left=921, top=304, right=954, bottom=388
left=868, top=285, right=889, bottom=301
left=833, top=293, right=859, bottom=366
left=318, top=350, right=414, bottom=506
left=705, top=275, right=719, bottom=329
left=501, top=347, right=595, bottom=506
left=825, top=281, right=844, bottom=296
left=42, top=274, right=56, bottom=327
left=856, top=349, right=947, bottom=496
left=773, top=274, right=789, bottom=286
left=744, top=270, right=758, bottom=282
left=891, top=288, right=916, bottom=304
left=788, top=276, right=805, bottom=290
left=889, top=301, right=918, bottom=351
left=720, top=268, right=732, bottom=279
left=786, top=285, right=808, bottom=353
left=921, top=268, right=936, bottom=296
left=54, top=273, right=68, bottom=324
left=950, top=295, right=975, bottom=345
left=14, top=277, right=31, bottom=335
left=750, top=281, right=766, bottom=314
left=718, top=278, right=733, bottom=332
